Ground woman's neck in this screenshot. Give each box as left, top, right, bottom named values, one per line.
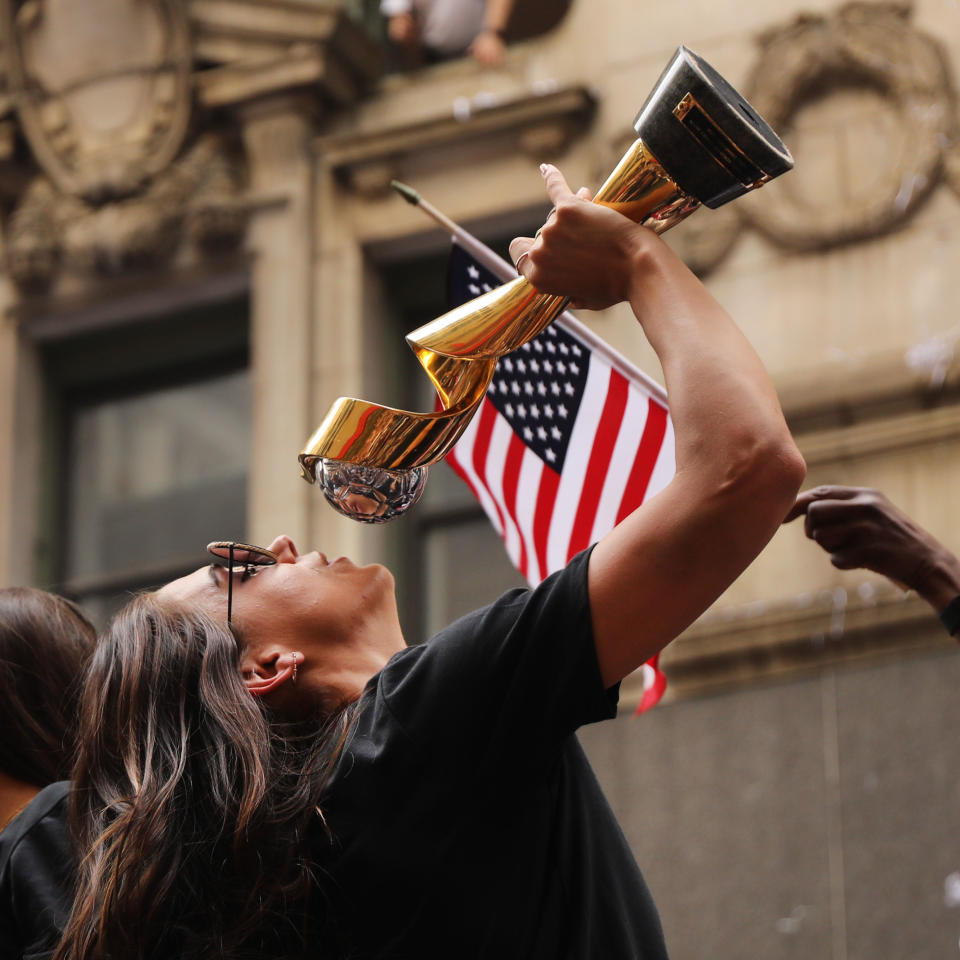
left=0, top=769, right=40, bottom=831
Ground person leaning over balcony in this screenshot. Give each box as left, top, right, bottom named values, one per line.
left=786, top=484, right=960, bottom=638
left=381, top=0, right=515, bottom=67
left=1, top=164, right=804, bottom=960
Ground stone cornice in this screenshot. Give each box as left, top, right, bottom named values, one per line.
left=620, top=585, right=953, bottom=710
left=779, top=344, right=960, bottom=434
left=190, top=0, right=383, bottom=110
left=316, top=85, right=597, bottom=196
left=797, top=402, right=960, bottom=467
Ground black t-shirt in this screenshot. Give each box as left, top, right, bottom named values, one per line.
left=0, top=780, right=71, bottom=959
left=0, top=549, right=668, bottom=958
left=318, top=547, right=667, bottom=958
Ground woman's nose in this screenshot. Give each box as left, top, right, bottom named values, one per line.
left=266, top=535, right=299, bottom=562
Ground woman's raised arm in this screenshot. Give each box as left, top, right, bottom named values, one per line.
left=511, top=164, right=806, bottom=687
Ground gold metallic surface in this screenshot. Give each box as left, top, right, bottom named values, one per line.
left=300, top=136, right=702, bottom=478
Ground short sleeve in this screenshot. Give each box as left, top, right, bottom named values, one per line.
left=380, top=0, right=412, bottom=15
left=376, top=547, right=618, bottom=771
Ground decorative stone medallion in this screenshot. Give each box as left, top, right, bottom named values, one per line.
left=2, top=0, right=192, bottom=202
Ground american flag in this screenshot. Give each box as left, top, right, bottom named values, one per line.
left=445, top=242, right=674, bottom=713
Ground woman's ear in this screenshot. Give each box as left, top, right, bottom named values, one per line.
left=242, top=650, right=303, bottom=698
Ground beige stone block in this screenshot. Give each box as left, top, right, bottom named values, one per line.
left=0, top=317, right=16, bottom=585
left=0, top=311, right=42, bottom=586
left=706, top=203, right=960, bottom=383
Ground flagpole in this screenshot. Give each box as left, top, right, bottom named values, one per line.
left=390, top=180, right=669, bottom=409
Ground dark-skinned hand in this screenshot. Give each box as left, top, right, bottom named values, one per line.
left=784, top=485, right=960, bottom=612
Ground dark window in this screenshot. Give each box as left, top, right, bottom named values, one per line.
left=41, top=295, right=250, bottom=625
left=376, top=234, right=533, bottom=642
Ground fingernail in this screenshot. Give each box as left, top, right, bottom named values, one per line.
left=539, top=163, right=549, bottom=176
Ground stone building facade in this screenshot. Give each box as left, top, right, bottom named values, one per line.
left=1, top=0, right=959, bottom=957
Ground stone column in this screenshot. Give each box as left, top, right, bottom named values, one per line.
left=240, top=97, right=318, bottom=548
left=0, top=293, right=42, bottom=586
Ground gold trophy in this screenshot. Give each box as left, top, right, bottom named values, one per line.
left=300, top=46, right=793, bottom=522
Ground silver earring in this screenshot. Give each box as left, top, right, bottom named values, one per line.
left=292, top=655, right=298, bottom=683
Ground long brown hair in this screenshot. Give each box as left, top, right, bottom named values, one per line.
left=54, top=593, right=359, bottom=960
left=0, top=587, right=95, bottom=786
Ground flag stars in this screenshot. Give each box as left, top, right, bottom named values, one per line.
left=569, top=362, right=580, bottom=375
left=564, top=382, right=576, bottom=396
left=498, top=381, right=508, bottom=394
left=503, top=358, right=514, bottom=372
left=537, top=426, right=548, bottom=441
left=530, top=359, right=540, bottom=374
left=546, top=342, right=557, bottom=354
left=545, top=449, right=557, bottom=463
left=550, top=383, right=561, bottom=396
left=544, top=404, right=554, bottom=418
left=505, top=403, right=515, bottom=418
left=468, top=284, right=481, bottom=295
left=543, top=360, right=554, bottom=374
left=482, top=283, right=492, bottom=292
left=551, top=425, right=562, bottom=440
left=558, top=404, right=569, bottom=418
left=523, top=427, right=534, bottom=441
left=516, top=359, right=527, bottom=373
left=511, top=382, right=521, bottom=395
left=533, top=340, right=543, bottom=353
left=468, top=264, right=480, bottom=280
left=521, top=342, right=531, bottom=352
left=536, top=382, right=547, bottom=396
left=517, top=403, right=527, bottom=418
left=523, top=382, right=534, bottom=396
left=572, top=344, right=582, bottom=356
left=556, top=361, right=566, bottom=374
left=559, top=343, right=570, bottom=355
left=530, top=404, right=540, bottom=419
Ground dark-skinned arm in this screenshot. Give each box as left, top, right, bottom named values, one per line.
left=785, top=485, right=960, bottom=627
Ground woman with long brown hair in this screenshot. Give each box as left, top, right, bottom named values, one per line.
left=0, top=587, right=95, bottom=954
left=0, top=588, right=95, bottom=822
left=1, top=166, right=804, bottom=959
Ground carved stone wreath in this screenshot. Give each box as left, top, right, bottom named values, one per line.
left=739, top=1, right=959, bottom=250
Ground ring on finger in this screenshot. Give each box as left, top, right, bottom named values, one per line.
left=515, top=251, right=530, bottom=276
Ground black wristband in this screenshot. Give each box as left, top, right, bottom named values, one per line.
left=938, top=595, right=960, bottom=636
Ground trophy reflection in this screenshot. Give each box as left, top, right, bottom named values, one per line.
left=300, top=46, right=793, bottom=523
